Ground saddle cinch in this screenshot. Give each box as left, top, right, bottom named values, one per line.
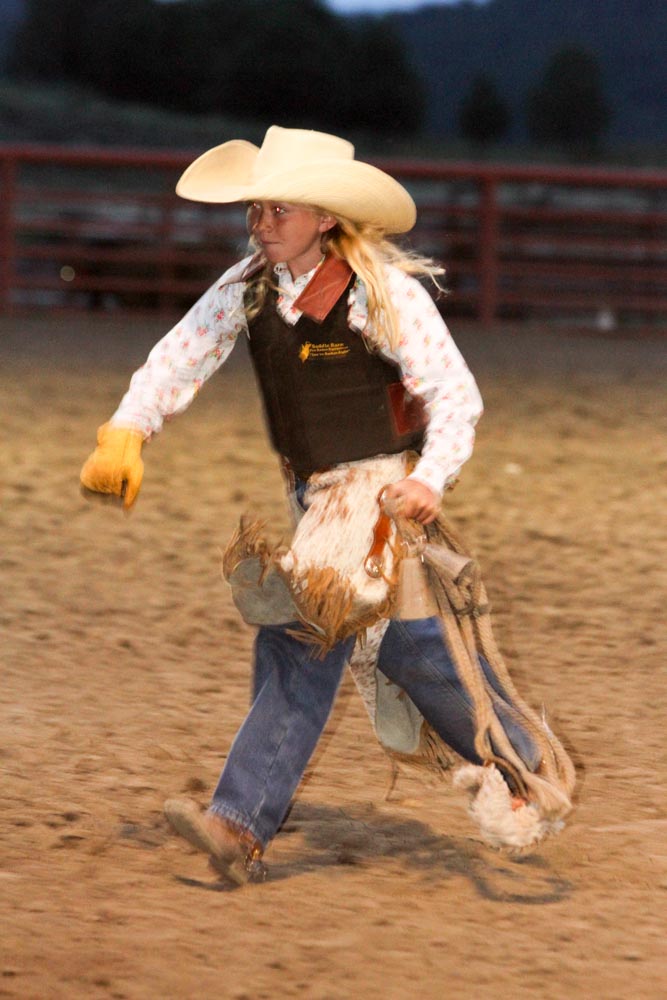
left=222, top=452, right=576, bottom=851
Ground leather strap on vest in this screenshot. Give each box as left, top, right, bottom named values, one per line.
left=293, top=255, right=354, bottom=323
left=228, top=252, right=352, bottom=323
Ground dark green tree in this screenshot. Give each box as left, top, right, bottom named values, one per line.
left=210, top=0, right=354, bottom=127
left=458, top=73, right=510, bottom=145
left=76, top=0, right=163, bottom=105
left=527, top=46, right=611, bottom=151
left=9, top=0, right=90, bottom=81
left=8, top=0, right=425, bottom=135
left=350, top=18, right=426, bottom=134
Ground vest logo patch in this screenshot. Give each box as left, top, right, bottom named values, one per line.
left=299, top=341, right=351, bottom=363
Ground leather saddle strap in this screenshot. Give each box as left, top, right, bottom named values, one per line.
left=364, top=509, right=394, bottom=580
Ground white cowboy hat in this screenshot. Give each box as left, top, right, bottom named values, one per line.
left=175, top=125, right=416, bottom=234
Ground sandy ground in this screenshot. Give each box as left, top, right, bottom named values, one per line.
left=1, top=314, right=666, bottom=1000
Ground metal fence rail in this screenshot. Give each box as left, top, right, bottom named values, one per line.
left=1, top=144, right=666, bottom=331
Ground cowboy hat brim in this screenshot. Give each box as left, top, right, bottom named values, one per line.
left=175, top=139, right=416, bottom=234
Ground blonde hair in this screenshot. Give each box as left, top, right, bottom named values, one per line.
left=244, top=207, right=445, bottom=351
left=324, top=215, right=444, bottom=351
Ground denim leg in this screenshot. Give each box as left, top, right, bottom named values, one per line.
left=211, top=625, right=355, bottom=847
left=377, top=617, right=541, bottom=770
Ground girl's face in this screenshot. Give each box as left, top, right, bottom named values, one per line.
left=246, top=201, right=336, bottom=278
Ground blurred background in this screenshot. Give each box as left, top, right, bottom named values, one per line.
left=0, top=0, right=665, bottom=330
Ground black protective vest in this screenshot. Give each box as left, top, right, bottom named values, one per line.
left=246, top=274, right=424, bottom=479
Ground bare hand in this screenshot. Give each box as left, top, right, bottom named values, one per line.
left=383, top=478, right=440, bottom=525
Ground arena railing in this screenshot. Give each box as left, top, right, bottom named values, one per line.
left=0, top=144, right=665, bottom=332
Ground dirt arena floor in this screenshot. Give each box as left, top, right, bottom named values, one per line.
left=1, top=314, right=666, bottom=1000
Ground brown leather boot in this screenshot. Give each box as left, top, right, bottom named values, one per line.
left=164, top=798, right=267, bottom=885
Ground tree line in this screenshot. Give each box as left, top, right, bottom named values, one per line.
left=10, top=0, right=612, bottom=151
left=9, top=0, right=425, bottom=134
left=459, top=48, right=610, bottom=152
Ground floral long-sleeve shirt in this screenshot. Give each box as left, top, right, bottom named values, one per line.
left=111, top=255, right=483, bottom=496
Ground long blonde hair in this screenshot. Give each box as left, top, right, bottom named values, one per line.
left=244, top=207, right=444, bottom=351
left=324, top=215, right=444, bottom=351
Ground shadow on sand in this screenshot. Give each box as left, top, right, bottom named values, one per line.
left=172, top=800, right=572, bottom=904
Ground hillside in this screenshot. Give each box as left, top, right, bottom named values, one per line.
left=391, top=0, right=667, bottom=143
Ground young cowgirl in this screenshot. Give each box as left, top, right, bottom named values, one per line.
left=81, top=126, right=574, bottom=885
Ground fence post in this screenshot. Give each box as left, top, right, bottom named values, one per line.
left=478, top=175, right=499, bottom=324
left=0, top=153, right=16, bottom=314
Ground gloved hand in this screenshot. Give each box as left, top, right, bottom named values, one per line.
left=80, top=422, right=145, bottom=510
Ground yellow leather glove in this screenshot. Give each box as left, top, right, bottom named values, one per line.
left=80, top=422, right=145, bottom=510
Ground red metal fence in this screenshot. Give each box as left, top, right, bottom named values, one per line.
left=1, top=143, right=666, bottom=331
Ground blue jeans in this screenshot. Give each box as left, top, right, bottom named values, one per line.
left=210, top=616, right=540, bottom=848
left=210, top=625, right=355, bottom=847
